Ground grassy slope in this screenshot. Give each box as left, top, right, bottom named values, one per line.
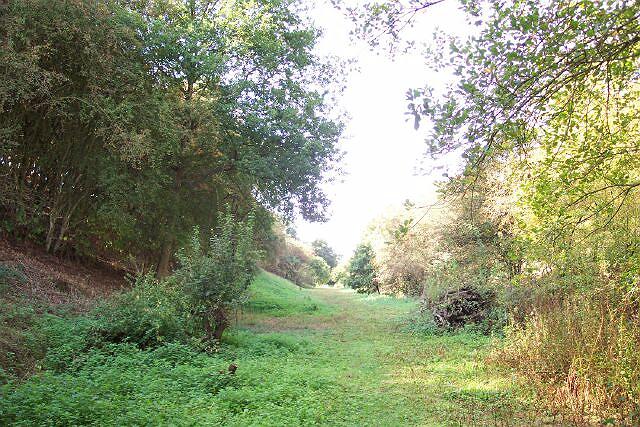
left=244, top=271, right=332, bottom=317
left=1, top=271, right=539, bottom=426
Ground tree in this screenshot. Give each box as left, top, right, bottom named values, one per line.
left=175, top=212, right=257, bottom=341
left=104, top=0, right=344, bottom=275
left=0, top=0, right=150, bottom=253
left=346, top=1, right=640, bottom=213
left=1, top=0, right=345, bottom=276
left=345, top=243, right=379, bottom=294
left=311, top=239, right=339, bottom=268
left=308, top=256, right=331, bottom=286
left=343, top=1, right=640, bottom=418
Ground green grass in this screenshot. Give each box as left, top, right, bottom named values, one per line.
left=244, top=270, right=332, bottom=317
left=0, top=272, right=539, bottom=426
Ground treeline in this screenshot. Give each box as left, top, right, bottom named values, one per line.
left=344, top=0, right=640, bottom=422
left=261, top=224, right=335, bottom=288
left=0, top=0, right=342, bottom=275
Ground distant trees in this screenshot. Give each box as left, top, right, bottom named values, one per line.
left=0, top=0, right=343, bottom=275
left=344, top=243, right=379, bottom=294
left=311, top=239, right=339, bottom=268
left=308, top=257, right=331, bottom=286
left=260, top=221, right=333, bottom=287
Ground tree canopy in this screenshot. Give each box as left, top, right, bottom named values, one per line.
left=345, top=243, right=379, bottom=294
left=343, top=0, right=640, bottom=419
left=311, top=239, right=339, bottom=268
left=0, top=0, right=344, bottom=275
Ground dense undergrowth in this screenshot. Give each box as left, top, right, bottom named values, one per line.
left=0, top=271, right=331, bottom=424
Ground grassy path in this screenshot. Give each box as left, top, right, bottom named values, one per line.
left=232, top=273, right=531, bottom=426
left=1, top=272, right=535, bottom=426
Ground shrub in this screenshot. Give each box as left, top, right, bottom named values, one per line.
left=311, top=239, right=338, bottom=268
left=0, top=342, right=235, bottom=426
left=91, top=274, right=194, bottom=349
left=0, top=302, right=39, bottom=380
left=344, top=243, right=380, bottom=293
left=21, top=274, right=195, bottom=373
left=175, top=212, right=257, bottom=341
left=308, top=256, right=331, bottom=286
left=29, top=314, right=97, bottom=372
left=401, top=310, right=440, bottom=335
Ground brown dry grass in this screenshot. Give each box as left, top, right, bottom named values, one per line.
left=494, top=285, right=640, bottom=425
left=0, top=239, right=126, bottom=309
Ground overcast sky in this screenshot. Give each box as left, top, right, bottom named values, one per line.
left=294, top=1, right=471, bottom=258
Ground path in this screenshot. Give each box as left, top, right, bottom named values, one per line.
left=237, top=286, right=533, bottom=426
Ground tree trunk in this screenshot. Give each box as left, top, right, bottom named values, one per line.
left=213, top=308, right=228, bottom=341
left=203, top=316, right=214, bottom=341
left=156, top=240, right=173, bottom=278
left=45, top=215, right=56, bottom=253
left=52, top=212, right=71, bottom=254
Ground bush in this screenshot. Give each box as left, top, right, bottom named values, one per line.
left=344, top=243, right=380, bottom=293
left=0, top=302, right=39, bottom=380
left=20, top=274, right=195, bottom=373
left=308, top=256, right=331, bottom=286
left=91, top=274, right=194, bottom=349
left=401, top=311, right=440, bottom=335
left=175, top=212, right=257, bottom=341
left=28, top=314, right=97, bottom=372
left=0, top=342, right=235, bottom=426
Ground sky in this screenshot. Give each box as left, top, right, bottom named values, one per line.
left=294, top=1, right=472, bottom=258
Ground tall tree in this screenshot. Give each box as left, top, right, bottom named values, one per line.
left=1, top=0, right=344, bottom=275
left=345, top=243, right=379, bottom=294
left=0, top=0, right=150, bottom=253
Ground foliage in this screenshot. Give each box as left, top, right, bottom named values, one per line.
left=366, top=208, right=444, bottom=296
left=328, top=263, right=346, bottom=286
left=311, top=239, right=339, bottom=268
left=1, top=0, right=343, bottom=274
left=19, top=274, right=195, bottom=375
left=331, top=0, right=640, bottom=419
left=0, top=300, right=39, bottom=381
left=91, top=274, right=193, bottom=350
left=345, top=0, right=640, bottom=420
left=174, top=212, right=258, bottom=341
left=0, top=342, right=239, bottom=425
left=308, top=256, right=331, bottom=286
left=260, top=220, right=328, bottom=287
left=497, top=284, right=640, bottom=424
left=344, top=243, right=380, bottom=294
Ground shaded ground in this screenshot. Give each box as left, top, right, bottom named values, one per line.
left=0, top=239, right=126, bottom=308
left=1, top=240, right=127, bottom=380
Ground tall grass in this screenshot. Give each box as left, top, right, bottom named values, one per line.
left=496, top=284, right=640, bottom=424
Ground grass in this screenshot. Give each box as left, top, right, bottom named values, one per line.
left=244, top=271, right=332, bottom=317
left=0, top=271, right=542, bottom=426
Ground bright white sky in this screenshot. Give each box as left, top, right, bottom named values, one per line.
left=295, top=1, right=472, bottom=258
